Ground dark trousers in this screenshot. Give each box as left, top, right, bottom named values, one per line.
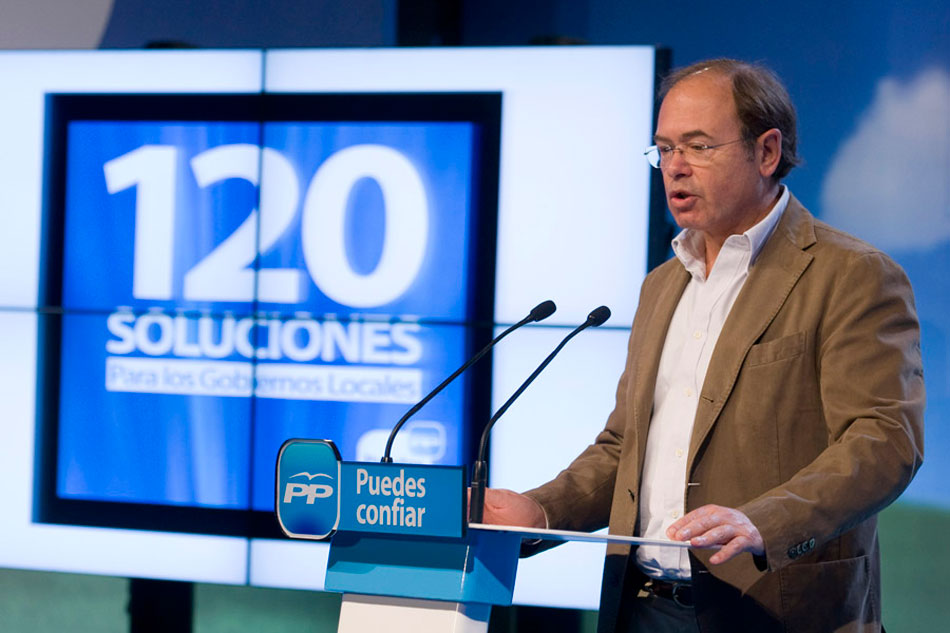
left=624, top=590, right=701, bottom=633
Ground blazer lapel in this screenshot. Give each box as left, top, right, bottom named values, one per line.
left=634, top=264, right=690, bottom=472
left=687, top=198, right=817, bottom=468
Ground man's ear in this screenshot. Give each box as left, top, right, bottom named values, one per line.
left=757, top=128, right=782, bottom=178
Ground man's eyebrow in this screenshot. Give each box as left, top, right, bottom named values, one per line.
left=653, top=130, right=713, bottom=143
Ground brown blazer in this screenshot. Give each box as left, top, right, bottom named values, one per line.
left=526, top=197, right=925, bottom=632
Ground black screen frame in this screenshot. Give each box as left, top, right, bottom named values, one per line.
left=35, top=91, right=502, bottom=539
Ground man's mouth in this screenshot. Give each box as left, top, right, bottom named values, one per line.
left=668, top=191, right=697, bottom=209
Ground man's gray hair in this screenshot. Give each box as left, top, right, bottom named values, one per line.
left=661, top=58, right=802, bottom=180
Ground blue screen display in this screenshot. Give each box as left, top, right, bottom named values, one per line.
left=54, top=116, right=482, bottom=514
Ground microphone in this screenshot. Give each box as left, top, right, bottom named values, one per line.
left=381, top=300, right=556, bottom=463
left=469, top=305, right=611, bottom=523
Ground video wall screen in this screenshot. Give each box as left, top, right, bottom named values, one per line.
left=37, top=92, right=501, bottom=537
left=0, top=47, right=659, bottom=609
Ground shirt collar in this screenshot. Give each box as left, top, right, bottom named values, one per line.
left=671, top=186, right=790, bottom=278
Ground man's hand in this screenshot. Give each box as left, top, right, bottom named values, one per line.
left=666, top=504, right=764, bottom=565
left=471, top=488, right=546, bottom=529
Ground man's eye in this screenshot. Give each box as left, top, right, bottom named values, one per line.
left=687, top=142, right=710, bottom=153
left=659, top=146, right=675, bottom=155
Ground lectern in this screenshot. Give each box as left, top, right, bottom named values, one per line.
left=276, top=438, right=689, bottom=633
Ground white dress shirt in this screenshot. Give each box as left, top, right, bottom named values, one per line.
left=636, top=186, right=790, bottom=580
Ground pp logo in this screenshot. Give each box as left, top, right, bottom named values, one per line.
left=283, top=473, right=334, bottom=504
left=276, top=439, right=341, bottom=540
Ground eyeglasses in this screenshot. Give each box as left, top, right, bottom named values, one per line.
left=643, top=138, right=748, bottom=169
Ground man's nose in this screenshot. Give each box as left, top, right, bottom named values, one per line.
left=664, top=149, right=692, bottom=175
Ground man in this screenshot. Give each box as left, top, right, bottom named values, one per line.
left=482, top=59, right=924, bottom=632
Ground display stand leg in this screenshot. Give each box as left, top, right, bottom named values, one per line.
left=338, top=593, right=491, bottom=633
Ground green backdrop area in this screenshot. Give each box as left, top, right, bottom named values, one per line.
left=879, top=503, right=950, bottom=630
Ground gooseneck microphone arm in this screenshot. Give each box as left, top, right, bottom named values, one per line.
left=381, top=300, right=556, bottom=463
left=468, top=305, right=611, bottom=523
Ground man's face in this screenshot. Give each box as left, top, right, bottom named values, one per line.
left=654, top=72, right=776, bottom=243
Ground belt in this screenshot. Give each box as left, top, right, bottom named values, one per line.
left=643, top=579, right=694, bottom=608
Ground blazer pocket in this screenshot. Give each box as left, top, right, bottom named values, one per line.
left=780, top=555, right=876, bottom=632
left=746, top=331, right=805, bottom=367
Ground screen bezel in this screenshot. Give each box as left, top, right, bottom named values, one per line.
left=35, top=91, right=502, bottom=538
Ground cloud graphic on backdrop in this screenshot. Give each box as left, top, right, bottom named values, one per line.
left=821, top=69, right=950, bottom=252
